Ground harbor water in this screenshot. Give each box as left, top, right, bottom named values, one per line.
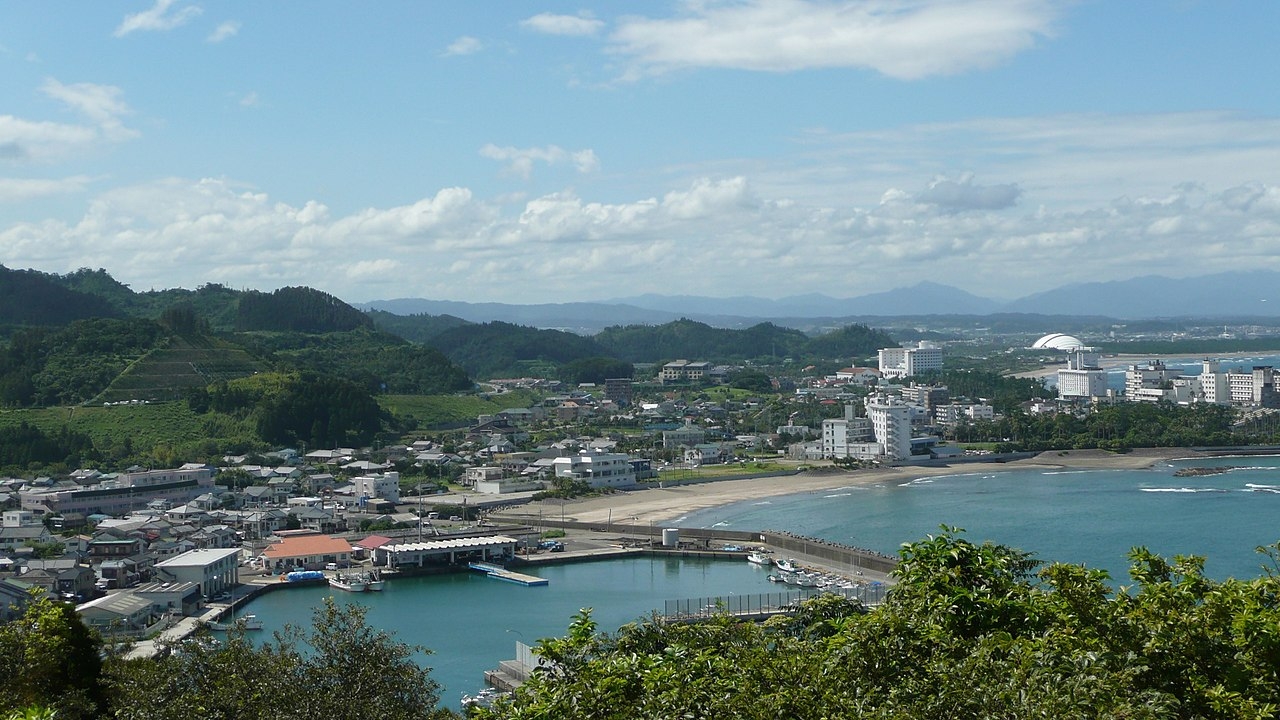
left=241, top=455, right=1280, bottom=704
left=240, top=555, right=787, bottom=704
left=680, top=455, right=1280, bottom=583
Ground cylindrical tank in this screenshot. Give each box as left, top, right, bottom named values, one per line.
left=661, top=528, right=679, bottom=547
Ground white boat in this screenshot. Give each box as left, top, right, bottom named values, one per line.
left=329, top=573, right=369, bottom=592
left=207, top=614, right=264, bottom=631
left=774, top=557, right=799, bottom=573
left=461, top=687, right=507, bottom=711
left=365, top=570, right=385, bottom=591
left=746, top=550, right=771, bottom=566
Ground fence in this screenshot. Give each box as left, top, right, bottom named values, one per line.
left=663, top=585, right=887, bottom=620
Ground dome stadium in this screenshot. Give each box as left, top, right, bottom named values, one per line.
left=1031, top=333, right=1086, bottom=352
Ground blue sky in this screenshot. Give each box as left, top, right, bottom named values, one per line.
left=3, top=1, right=1279, bottom=304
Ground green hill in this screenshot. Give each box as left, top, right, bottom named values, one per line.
left=594, top=319, right=896, bottom=362
left=426, top=321, right=613, bottom=379
left=236, top=286, right=374, bottom=333
left=95, top=335, right=270, bottom=404
left=0, top=265, right=123, bottom=327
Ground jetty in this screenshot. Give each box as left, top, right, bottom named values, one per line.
left=468, top=561, right=549, bottom=586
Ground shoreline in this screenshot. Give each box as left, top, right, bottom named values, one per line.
left=1013, top=350, right=1280, bottom=380
left=521, top=448, right=1201, bottom=527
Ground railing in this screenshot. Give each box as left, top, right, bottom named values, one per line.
left=663, top=585, right=886, bottom=620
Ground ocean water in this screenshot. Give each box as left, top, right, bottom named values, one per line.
left=239, top=456, right=1280, bottom=705
left=238, top=556, right=785, bottom=705
left=680, top=455, right=1280, bottom=583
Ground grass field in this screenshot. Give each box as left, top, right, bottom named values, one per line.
left=0, top=401, right=258, bottom=459
left=379, top=389, right=544, bottom=430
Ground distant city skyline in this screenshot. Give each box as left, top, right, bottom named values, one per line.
left=2, top=1, right=1278, bottom=304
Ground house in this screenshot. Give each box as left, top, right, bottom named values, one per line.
left=260, top=534, right=353, bottom=572
left=0, top=524, right=54, bottom=551
left=19, top=558, right=98, bottom=600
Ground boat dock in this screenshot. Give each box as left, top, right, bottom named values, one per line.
left=468, top=561, right=549, bottom=586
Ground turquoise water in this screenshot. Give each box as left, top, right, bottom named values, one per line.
left=242, top=456, right=1280, bottom=704
left=240, top=556, right=784, bottom=705
left=680, top=455, right=1280, bottom=582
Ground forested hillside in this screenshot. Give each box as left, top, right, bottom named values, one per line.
left=0, top=266, right=123, bottom=327
left=235, top=286, right=374, bottom=333
left=594, top=319, right=897, bottom=362
left=367, top=309, right=473, bottom=343
left=426, top=321, right=613, bottom=379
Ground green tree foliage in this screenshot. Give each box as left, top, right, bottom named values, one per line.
left=368, top=309, right=473, bottom=344
left=557, top=357, right=634, bottom=386
left=107, top=598, right=452, bottom=720
left=0, top=265, right=123, bottom=326
left=235, top=286, right=373, bottom=333
left=0, top=595, right=106, bottom=720
left=482, top=530, right=1280, bottom=719
left=254, top=372, right=383, bottom=447
left=0, top=319, right=166, bottom=406
left=427, top=322, right=611, bottom=379
left=236, top=329, right=472, bottom=395
left=595, top=319, right=896, bottom=363
left=728, top=369, right=773, bottom=393
left=0, top=422, right=97, bottom=473
left=957, top=402, right=1235, bottom=451
left=156, top=302, right=211, bottom=336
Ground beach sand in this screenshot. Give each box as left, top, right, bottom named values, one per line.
left=514, top=448, right=1197, bottom=527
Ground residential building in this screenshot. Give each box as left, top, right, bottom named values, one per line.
left=552, top=450, right=637, bottom=489
left=821, top=405, right=876, bottom=459
left=1125, top=361, right=1185, bottom=403
left=604, top=377, right=634, bottom=407
left=353, top=471, right=401, bottom=504
left=660, top=360, right=712, bottom=383
left=866, top=394, right=914, bottom=461
left=259, top=534, right=353, bottom=572
left=877, top=342, right=944, bottom=380
left=1058, top=350, right=1109, bottom=399
left=662, top=424, right=706, bottom=449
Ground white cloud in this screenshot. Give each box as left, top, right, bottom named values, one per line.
left=115, top=0, right=203, bottom=38
left=0, top=80, right=136, bottom=162
left=5, top=111, right=1280, bottom=303
left=479, top=144, right=600, bottom=179
left=443, top=36, right=483, bottom=57
left=207, top=20, right=240, bottom=43
left=608, top=0, right=1058, bottom=80
left=0, top=175, right=92, bottom=202
left=239, top=92, right=259, bottom=107
left=521, top=13, right=605, bottom=37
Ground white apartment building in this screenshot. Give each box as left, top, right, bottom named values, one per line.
left=866, top=394, right=914, bottom=461
left=821, top=406, right=876, bottom=459
left=1124, top=361, right=1185, bottom=402
left=353, top=471, right=400, bottom=503
left=552, top=450, right=637, bottom=489
left=878, top=342, right=944, bottom=380
left=20, top=465, right=216, bottom=516
left=935, top=403, right=995, bottom=427
left=155, top=547, right=240, bottom=599
left=1057, top=350, right=1108, bottom=399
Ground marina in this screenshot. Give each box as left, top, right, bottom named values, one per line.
left=468, top=562, right=549, bottom=586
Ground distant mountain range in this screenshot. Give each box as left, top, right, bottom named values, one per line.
left=361, top=271, right=1280, bottom=331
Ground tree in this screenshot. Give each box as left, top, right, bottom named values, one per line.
left=0, top=595, right=106, bottom=720
left=107, top=598, right=453, bottom=720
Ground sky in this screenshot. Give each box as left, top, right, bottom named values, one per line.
left=2, top=0, right=1279, bottom=305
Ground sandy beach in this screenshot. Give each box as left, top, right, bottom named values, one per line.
left=515, top=448, right=1198, bottom=527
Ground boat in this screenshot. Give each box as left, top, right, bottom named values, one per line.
left=329, top=572, right=369, bottom=592
left=767, top=574, right=784, bottom=583
left=461, top=687, right=507, bottom=711
left=207, top=614, right=264, bottom=631
left=365, top=569, right=385, bottom=591
left=746, top=550, right=771, bottom=566
left=774, top=557, right=799, bottom=573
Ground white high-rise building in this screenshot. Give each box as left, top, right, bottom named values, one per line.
left=552, top=450, right=636, bottom=489
left=1058, top=350, right=1108, bottom=399
left=821, top=405, right=876, bottom=459
left=866, top=394, right=913, bottom=461
left=877, top=342, right=944, bottom=380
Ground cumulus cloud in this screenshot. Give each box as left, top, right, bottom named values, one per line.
left=443, top=36, right=483, bottom=56
left=115, top=0, right=203, bottom=37
left=207, top=20, right=240, bottom=43
left=479, top=144, right=600, bottom=179
left=521, top=12, right=605, bottom=36
left=608, top=0, right=1058, bottom=80
left=915, top=174, right=1021, bottom=212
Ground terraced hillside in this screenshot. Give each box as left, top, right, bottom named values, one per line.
left=95, top=336, right=269, bottom=403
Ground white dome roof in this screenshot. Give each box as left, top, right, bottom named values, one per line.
left=1031, top=333, right=1085, bottom=351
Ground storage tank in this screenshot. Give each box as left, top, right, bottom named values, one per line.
left=661, top=528, right=679, bottom=547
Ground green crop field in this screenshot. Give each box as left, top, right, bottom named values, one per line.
left=96, top=338, right=268, bottom=404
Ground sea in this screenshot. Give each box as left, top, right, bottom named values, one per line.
left=239, top=454, right=1280, bottom=705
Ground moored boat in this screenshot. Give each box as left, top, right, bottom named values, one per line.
left=746, top=550, right=771, bottom=566
left=207, top=614, right=264, bottom=631
left=329, top=573, right=369, bottom=592
left=774, top=557, right=799, bottom=573
left=365, top=570, right=385, bottom=591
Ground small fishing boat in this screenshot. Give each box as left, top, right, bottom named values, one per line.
left=747, top=550, right=771, bottom=566
left=207, top=614, right=264, bottom=631
left=329, top=572, right=369, bottom=592
left=774, top=557, right=799, bottom=573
